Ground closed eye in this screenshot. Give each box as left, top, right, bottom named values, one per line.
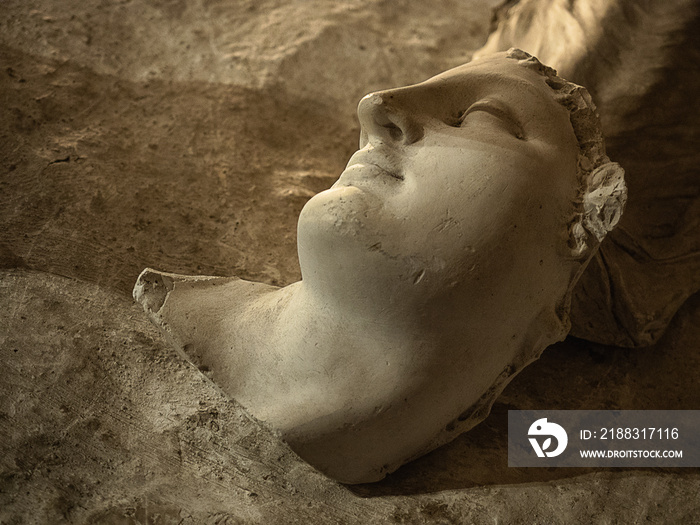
left=451, top=99, right=526, bottom=140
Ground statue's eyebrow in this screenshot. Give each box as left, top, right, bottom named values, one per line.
left=463, top=98, right=526, bottom=140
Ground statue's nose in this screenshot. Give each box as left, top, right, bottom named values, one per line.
left=357, top=91, right=423, bottom=148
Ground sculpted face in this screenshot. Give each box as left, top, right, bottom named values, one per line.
left=298, top=53, right=580, bottom=323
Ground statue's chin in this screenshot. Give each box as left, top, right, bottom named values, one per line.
left=297, top=184, right=384, bottom=246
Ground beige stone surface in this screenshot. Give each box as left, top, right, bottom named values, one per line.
left=1, top=0, right=699, bottom=522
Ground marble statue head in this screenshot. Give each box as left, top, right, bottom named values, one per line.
left=299, top=48, right=625, bottom=320
left=134, top=49, right=626, bottom=483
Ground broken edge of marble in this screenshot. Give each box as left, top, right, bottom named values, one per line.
left=134, top=268, right=234, bottom=320
left=133, top=269, right=245, bottom=380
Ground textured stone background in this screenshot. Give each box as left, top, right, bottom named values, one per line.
left=1, top=1, right=699, bottom=523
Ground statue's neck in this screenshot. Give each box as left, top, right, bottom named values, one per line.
left=195, top=279, right=443, bottom=428
left=145, top=271, right=539, bottom=444
left=138, top=268, right=558, bottom=482
left=239, top=280, right=429, bottom=375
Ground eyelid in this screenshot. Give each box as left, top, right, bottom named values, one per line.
left=461, top=99, right=526, bottom=140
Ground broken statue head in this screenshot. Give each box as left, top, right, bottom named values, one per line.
left=134, top=49, right=626, bottom=483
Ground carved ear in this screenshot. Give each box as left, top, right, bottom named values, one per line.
left=570, top=162, right=627, bottom=258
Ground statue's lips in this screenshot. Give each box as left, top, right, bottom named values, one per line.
left=340, top=154, right=404, bottom=183
left=353, top=163, right=403, bottom=180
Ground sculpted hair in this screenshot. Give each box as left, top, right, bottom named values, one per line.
left=505, top=48, right=627, bottom=258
